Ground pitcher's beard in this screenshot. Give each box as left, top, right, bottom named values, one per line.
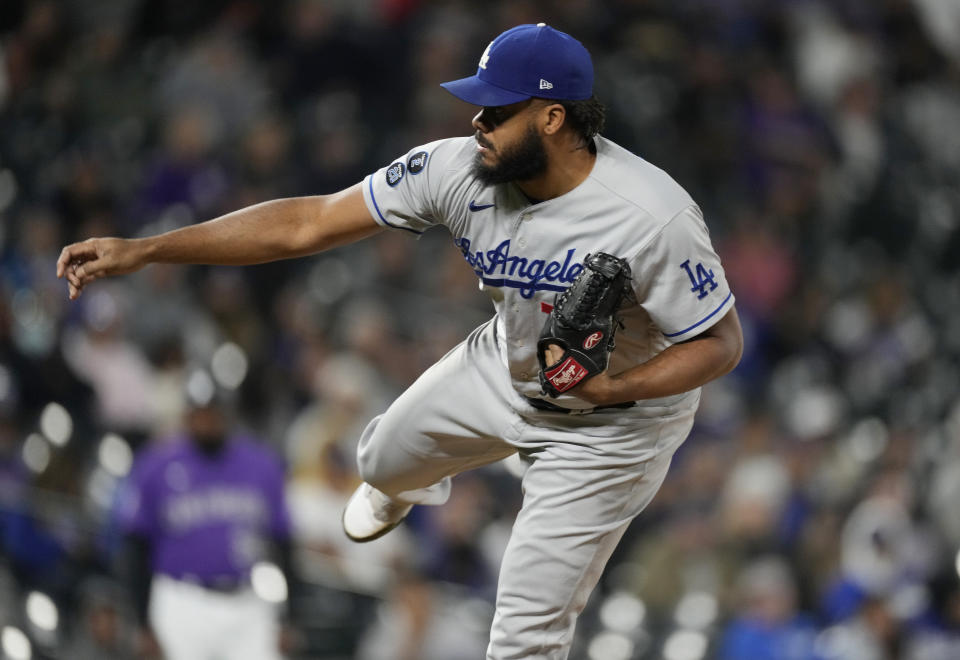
left=472, top=125, right=548, bottom=185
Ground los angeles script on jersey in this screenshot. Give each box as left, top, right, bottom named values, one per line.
left=454, top=237, right=584, bottom=298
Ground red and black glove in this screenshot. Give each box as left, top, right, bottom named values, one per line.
left=537, top=252, right=632, bottom=397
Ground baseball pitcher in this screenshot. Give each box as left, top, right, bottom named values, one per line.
left=59, top=24, right=742, bottom=659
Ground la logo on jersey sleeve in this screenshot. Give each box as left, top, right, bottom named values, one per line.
left=680, top=259, right=718, bottom=300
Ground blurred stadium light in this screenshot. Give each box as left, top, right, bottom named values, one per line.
left=599, top=590, right=646, bottom=634
left=673, top=591, right=718, bottom=631
left=24, top=591, right=57, bottom=633
left=587, top=630, right=633, bottom=660
left=211, top=341, right=248, bottom=390
left=38, top=403, right=71, bottom=447
left=251, top=561, right=288, bottom=604
left=1, top=626, right=31, bottom=660
left=21, top=434, right=50, bottom=474
left=97, top=433, right=133, bottom=478
left=663, top=629, right=708, bottom=660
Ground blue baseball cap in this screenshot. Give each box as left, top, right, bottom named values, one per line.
left=441, top=23, right=593, bottom=107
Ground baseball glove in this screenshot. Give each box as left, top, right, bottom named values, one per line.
left=537, top=252, right=632, bottom=397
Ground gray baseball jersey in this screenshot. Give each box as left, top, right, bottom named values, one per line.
left=363, top=135, right=733, bottom=409
left=357, top=134, right=735, bottom=659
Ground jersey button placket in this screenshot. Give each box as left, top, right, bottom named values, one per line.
left=512, top=212, right=529, bottom=238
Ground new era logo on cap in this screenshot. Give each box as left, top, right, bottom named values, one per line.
left=440, top=23, right=594, bottom=107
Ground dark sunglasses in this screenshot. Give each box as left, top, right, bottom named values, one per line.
left=479, top=100, right=536, bottom=128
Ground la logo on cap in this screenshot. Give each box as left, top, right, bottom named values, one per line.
left=479, top=42, right=493, bottom=69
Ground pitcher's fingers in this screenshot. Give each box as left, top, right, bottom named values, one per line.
left=56, top=246, right=73, bottom=277
left=65, top=268, right=83, bottom=289
left=65, top=269, right=85, bottom=298
left=57, top=243, right=95, bottom=278
left=56, top=250, right=69, bottom=278
left=546, top=343, right=564, bottom=363
left=543, top=343, right=565, bottom=367
left=73, top=259, right=106, bottom=283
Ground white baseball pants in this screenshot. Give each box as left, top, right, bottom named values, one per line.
left=149, top=575, right=281, bottom=660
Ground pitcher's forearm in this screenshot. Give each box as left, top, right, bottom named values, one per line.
left=605, top=333, right=740, bottom=401
left=58, top=184, right=381, bottom=299
left=141, top=196, right=356, bottom=265
left=572, top=307, right=743, bottom=405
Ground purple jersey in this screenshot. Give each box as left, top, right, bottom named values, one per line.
left=119, top=435, right=291, bottom=584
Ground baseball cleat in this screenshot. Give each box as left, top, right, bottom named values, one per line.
left=342, top=482, right=413, bottom=542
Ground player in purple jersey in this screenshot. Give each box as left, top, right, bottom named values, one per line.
left=119, top=394, right=297, bottom=660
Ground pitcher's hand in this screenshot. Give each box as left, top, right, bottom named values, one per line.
left=57, top=237, right=146, bottom=299
left=542, top=342, right=618, bottom=405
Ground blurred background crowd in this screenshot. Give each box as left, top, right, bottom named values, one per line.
left=1, top=0, right=960, bottom=658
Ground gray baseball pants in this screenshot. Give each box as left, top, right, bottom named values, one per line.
left=356, top=318, right=696, bottom=659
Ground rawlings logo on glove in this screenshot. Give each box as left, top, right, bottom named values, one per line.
left=536, top=252, right=632, bottom=397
